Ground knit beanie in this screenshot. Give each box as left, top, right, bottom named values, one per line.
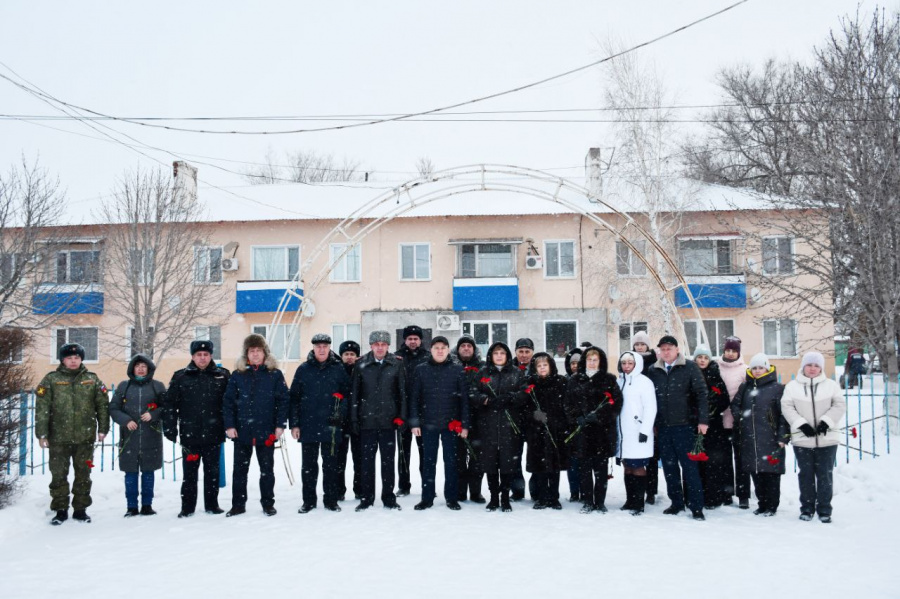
left=748, top=353, right=770, bottom=370
left=693, top=344, right=712, bottom=359
left=800, top=351, right=825, bottom=371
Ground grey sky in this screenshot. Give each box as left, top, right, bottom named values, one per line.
left=0, top=1, right=883, bottom=205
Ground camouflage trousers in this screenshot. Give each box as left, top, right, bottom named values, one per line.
left=48, top=443, right=95, bottom=511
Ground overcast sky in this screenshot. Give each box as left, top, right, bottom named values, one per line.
left=0, top=1, right=887, bottom=208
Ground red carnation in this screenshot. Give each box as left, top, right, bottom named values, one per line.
left=711, top=386, right=722, bottom=395
left=85, top=460, right=94, bottom=468
left=525, top=384, right=536, bottom=393
left=448, top=420, right=463, bottom=434
left=519, top=365, right=527, bottom=371
left=480, top=377, right=492, bottom=384
left=264, top=433, right=277, bottom=447
left=852, top=427, right=858, bottom=439
left=146, top=403, right=158, bottom=411
left=333, top=393, right=344, bottom=401
left=393, top=417, right=405, bottom=427
left=608, top=399, right=615, bottom=405
left=464, top=366, right=479, bottom=373
left=187, top=454, right=200, bottom=462
left=766, top=455, right=780, bottom=466
left=607, top=473, right=614, bottom=480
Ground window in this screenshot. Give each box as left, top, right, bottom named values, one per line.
left=619, top=321, right=648, bottom=355
left=545, top=241, right=575, bottom=278
left=332, top=324, right=361, bottom=348
left=458, top=244, right=515, bottom=278
left=127, top=326, right=156, bottom=359
left=251, top=324, right=300, bottom=360
left=252, top=246, right=300, bottom=281
left=55, top=327, right=99, bottom=362
left=462, top=321, right=509, bottom=357
left=0, top=253, right=23, bottom=286
left=55, top=250, right=101, bottom=284
left=545, top=321, right=577, bottom=358
left=616, top=240, right=647, bottom=276
left=329, top=244, right=361, bottom=283
left=399, top=243, right=430, bottom=281
left=129, top=248, right=155, bottom=286
left=2, top=339, right=23, bottom=364
left=678, top=239, right=739, bottom=276
left=763, top=319, right=797, bottom=357
left=194, top=246, right=223, bottom=284
left=762, top=237, right=793, bottom=275
left=194, top=326, right=222, bottom=360
left=683, top=319, right=735, bottom=357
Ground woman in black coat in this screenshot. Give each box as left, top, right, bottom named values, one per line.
left=524, top=352, right=570, bottom=510
left=109, top=354, right=166, bottom=517
left=472, top=341, right=526, bottom=512
left=692, top=345, right=734, bottom=509
left=565, top=346, right=623, bottom=513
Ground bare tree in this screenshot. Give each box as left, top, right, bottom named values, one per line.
left=243, top=148, right=366, bottom=184
left=0, top=327, right=30, bottom=508
left=415, top=156, right=436, bottom=178
left=687, top=8, right=900, bottom=426
left=0, top=157, right=70, bottom=329
left=97, top=168, right=228, bottom=362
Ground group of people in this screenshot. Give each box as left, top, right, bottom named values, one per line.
left=33, top=326, right=846, bottom=526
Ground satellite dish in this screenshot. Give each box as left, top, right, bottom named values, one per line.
left=746, top=257, right=758, bottom=273
left=609, top=309, right=622, bottom=324
left=301, top=299, right=316, bottom=318
left=749, top=287, right=762, bottom=304
left=608, top=285, right=620, bottom=301
left=224, top=241, right=239, bottom=257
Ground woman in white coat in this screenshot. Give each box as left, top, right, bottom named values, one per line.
left=616, top=351, right=657, bottom=515
left=781, top=352, right=845, bottom=523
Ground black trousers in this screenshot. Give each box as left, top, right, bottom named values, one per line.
left=580, top=456, right=609, bottom=507
left=232, top=443, right=275, bottom=509
left=335, top=433, right=361, bottom=498
left=531, top=471, right=561, bottom=502
left=398, top=427, right=424, bottom=492
left=360, top=429, right=397, bottom=505
left=794, top=445, right=837, bottom=517
left=511, top=438, right=526, bottom=498
left=733, top=431, right=751, bottom=500
left=456, top=434, right=483, bottom=499
left=646, top=435, right=660, bottom=497
left=181, top=443, right=221, bottom=512
left=301, top=442, right=342, bottom=506
left=749, top=471, right=781, bottom=512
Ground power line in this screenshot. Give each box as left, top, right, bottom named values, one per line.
left=0, top=0, right=750, bottom=136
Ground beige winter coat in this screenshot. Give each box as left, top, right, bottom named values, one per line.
left=781, top=372, right=846, bottom=449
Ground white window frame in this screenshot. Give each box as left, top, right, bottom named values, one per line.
left=55, top=249, right=102, bottom=285
left=461, top=320, right=511, bottom=357
left=194, top=246, right=224, bottom=285
left=194, top=325, right=222, bottom=361
left=683, top=319, right=736, bottom=357
left=329, top=243, right=362, bottom=283
left=762, top=319, right=798, bottom=358
left=616, top=240, right=648, bottom=277
left=543, top=240, right=576, bottom=279
left=332, top=324, right=362, bottom=348
left=457, top=244, right=517, bottom=278
left=761, top=236, right=794, bottom=275
left=251, top=324, right=300, bottom=361
left=678, top=237, right=741, bottom=276
left=398, top=243, right=431, bottom=281
left=618, top=321, right=649, bottom=355
left=251, top=244, right=300, bottom=281
left=128, top=248, right=155, bottom=287
left=52, top=327, right=100, bottom=364
left=543, top=319, right=579, bottom=357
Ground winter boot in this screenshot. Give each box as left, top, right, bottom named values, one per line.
left=579, top=502, right=594, bottom=514
left=124, top=507, right=140, bottom=518
left=620, top=474, right=635, bottom=511
left=631, top=475, right=647, bottom=515
left=51, top=510, right=68, bottom=525
left=72, top=510, right=91, bottom=523
left=140, top=505, right=157, bottom=516
left=486, top=494, right=500, bottom=512
left=500, top=490, right=512, bottom=513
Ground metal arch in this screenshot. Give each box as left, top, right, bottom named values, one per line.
left=269, top=164, right=709, bottom=360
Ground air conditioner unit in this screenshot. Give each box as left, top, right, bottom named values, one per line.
left=436, top=314, right=460, bottom=331
left=221, top=258, right=239, bottom=271
left=525, top=255, right=543, bottom=270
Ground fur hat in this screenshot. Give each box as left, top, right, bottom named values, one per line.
left=190, top=340, right=214, bottom=355
left=243, top=333, right=269, bottom=357
left=748, top=353, right=770, bottom=370
left=369, top=330, right=391, bottom=345
left=311, top=333, right=332, bottom=345
left=339, top=340, right=360, bottom=356
left=631, top=331, right=651, bottom=347
left=58, top=343, right=85, bottom=361
left=801, top=351, right=825, bottom=371
left=693, top=344, right=712, bottom=359
left=402, top=325, right=423, bottom=340
left=456, top=335, right=476, bottom=351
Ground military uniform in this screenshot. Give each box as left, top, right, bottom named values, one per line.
left=35, top=364, right=110, bottom=511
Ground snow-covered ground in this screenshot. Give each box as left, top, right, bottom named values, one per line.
left=2, top=445, right=898, bottom=598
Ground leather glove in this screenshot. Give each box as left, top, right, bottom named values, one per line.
left=638, top=433, right=648, bottom=443
left=584, top=413, right=599, bottom=425
left=533, top=410, right=548, bottom=423
left=327, top=416, right=342, bottom=427
left=816, top=421, right=830, bottom=436
left=799, top=423, right=816, bottom=438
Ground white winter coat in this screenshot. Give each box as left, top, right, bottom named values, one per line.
left=616, top=352, right=657, bottom=459
left=781, top=371, right=846, bottom=449
left=716, top=357, right=746, bottom=429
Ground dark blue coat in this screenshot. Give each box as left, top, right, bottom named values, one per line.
left=289, top=352, right=350, bottom=444
left=223, top=360, right=290, bottom=446
left=409, top=357, right=470, bottom=431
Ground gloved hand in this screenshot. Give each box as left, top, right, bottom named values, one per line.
left=533, top=410, right=548, bottom=423
left=327, top=416, right=342, bottom=427
left=584, top=413, right=599, bottom=425
left=638, top=433, right=648, bottom=443
left=165, top=432, right=177, bottom=444
left=816, top=421, right=830, bottom=436
left=799, top=423, right=816, bottom=438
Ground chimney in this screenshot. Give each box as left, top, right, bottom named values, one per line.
left=585, top=148, right=602, bottom=201
left=173, top=161, right=198, bottom=202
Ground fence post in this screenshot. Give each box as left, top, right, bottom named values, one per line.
left=18, top=391, right=28, bottom=476
left=219, top=444, right=226, bottom=488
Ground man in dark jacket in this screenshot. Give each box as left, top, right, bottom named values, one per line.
left=395, top=324, right=428, bottom=496
left=164, top=340, right=230, bottom=518
left=452, top=336, right=485, bottom=502
left=338, top=340, right=361, bottom=500
left=290, top=334, right=351, bottom=513
left=645, top=335, right=709, bottom=520
left=410, top=336, right=470, bottom=510
left=352, top=330, right=407, bottom=510
left=511, top=337, right=535, bottom=500
left=223, top=334, right=290, bottom=517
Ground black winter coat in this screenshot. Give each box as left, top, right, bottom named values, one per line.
left=523, top=356, right=570, bottom=472
left=223, top=358, right=290, bottom=446
left=109, top=354, right=166, bottom=472
left=471, top=342, right=526, bottom=473
left=351, top=352, right=407, bottom=430
left=699, top=361, right=731, bottom=430
left=163, top=360, right=230, bottom=448
left=409, top=357, right=470, bottom=430
left=396, top=345, right=429, bottom=395
left=731, top=368, right=789, bottom=475
left=565, top=347, right=623, bottom=459
left=290, top=352, right=351, bottom=444
left=645, top=353, right=709, bottom=427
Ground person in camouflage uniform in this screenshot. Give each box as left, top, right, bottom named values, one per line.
left=35, top=343, right=110, bottom=525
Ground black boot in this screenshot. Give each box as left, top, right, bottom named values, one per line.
left=124, top=507, right=139, bottom=518
left=486, top=494, right=500, bottom=512
left=631, top=475, right=647, bottom=515
left=500, top=490, right=512, bottom=512
left=51, top=510, right=68, bottom=525
left=140, top=505, right=157, bottom=516
left=620, top=474, right=635, bottom=511
left=72, top=510, right=91, bottom=523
